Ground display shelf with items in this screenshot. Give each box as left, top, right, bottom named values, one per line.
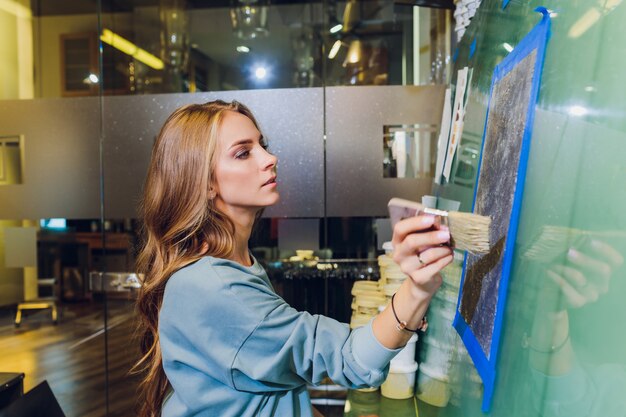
left=453, top=0, right=481, bottom=42
left=37, top=230, right=134, bottom=302
left=60, top=32, right=132, bottom=97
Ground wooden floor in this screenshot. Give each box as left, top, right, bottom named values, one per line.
left=0, top=299, right=141, bottom=417
left=0, top=300, right=345, bottom=417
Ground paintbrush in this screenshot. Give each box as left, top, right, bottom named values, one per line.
left=388, top=197, right=491, bottom=254
left=523, top=226, right=626, bottom=263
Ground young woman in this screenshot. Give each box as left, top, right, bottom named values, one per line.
left=134, top=100, right=453, bottom=417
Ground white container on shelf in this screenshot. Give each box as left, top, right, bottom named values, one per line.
left=382, top=241, right=394, bottom=255
left=385, top=271, right=407, bottom=287
left=353, top=280, right=381, bottom=290
left=382, top=283, right=401, bottom=297
left=391, top=333, right=417, bottom=366
left=350, top=313, right=372, bottom=329
left=381, top=361, right=418, bottom=400
left=416, top=363, right=450, bottom=407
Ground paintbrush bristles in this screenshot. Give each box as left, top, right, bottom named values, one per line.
left=447, top=211, right=491, bottom=254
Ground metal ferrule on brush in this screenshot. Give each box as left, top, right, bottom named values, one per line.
left=421, top=207, right=454, bottom=247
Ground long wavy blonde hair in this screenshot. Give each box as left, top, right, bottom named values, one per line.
left=133, top=100, right=262, bottom=417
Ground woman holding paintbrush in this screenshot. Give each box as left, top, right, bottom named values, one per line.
left=132, top=100, right=457, bottom=417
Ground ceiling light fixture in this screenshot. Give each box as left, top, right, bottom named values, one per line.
left=236, top=45, right=251, bottom=53
left=328, top=40, right=342, bottom=59
left=254, top=66, right=267, bottom=80
left=330, top=23, right=343, bottom=34
left=100, top=29, right=164, bottom=70
left=230, top=0, right=269, bottom=40
left=344, top=40, right=363, bottom=65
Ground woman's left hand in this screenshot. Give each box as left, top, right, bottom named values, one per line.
left=391, top=215, right=454, bottom=297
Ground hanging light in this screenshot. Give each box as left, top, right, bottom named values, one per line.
left=328, top=40, right=343, bottom=59
left=230, top=0, right=269, bottom=40
left=343, top=39, right=363, bottom=65
left=159, top=0, right=189, bottom=71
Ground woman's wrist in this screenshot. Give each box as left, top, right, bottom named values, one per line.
left=406, top=273, right=440, bottom=301
left=395, top=279, right=434, bottom=328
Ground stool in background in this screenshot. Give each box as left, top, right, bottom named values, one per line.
left=14, top=278, right=58, bottom=327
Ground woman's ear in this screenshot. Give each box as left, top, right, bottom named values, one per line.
left=208, top=189, right=217, bottom=200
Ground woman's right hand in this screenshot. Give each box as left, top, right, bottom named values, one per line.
left=547, top=239, right=623, bottom=310
left=391, top=215, right=454, bottom=297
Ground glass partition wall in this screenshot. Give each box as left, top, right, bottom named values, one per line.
left=0, top=1, right=111, bottom=415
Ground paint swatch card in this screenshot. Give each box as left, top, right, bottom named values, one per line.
left=443, top=67, right=469, bottom=181
left=435, top=88, right=452, bottom=184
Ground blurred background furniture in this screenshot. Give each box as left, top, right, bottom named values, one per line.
left=14, top=278, right=58, bottom=327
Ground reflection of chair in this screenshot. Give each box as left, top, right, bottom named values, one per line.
left=14, top=278, right=58, bottom=327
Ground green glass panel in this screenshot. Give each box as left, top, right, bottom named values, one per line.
left=432, top=0, right=626, bottom=416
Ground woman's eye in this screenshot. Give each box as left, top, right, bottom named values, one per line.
left=235, top=149, right=250, bottom=159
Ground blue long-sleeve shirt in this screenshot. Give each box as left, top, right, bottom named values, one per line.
left=159, top=255, right=400, bottom=417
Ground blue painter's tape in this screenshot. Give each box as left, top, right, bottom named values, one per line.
left=453, top=7, right=551, bottom=413
left=470, top=38, right=477, bottom=59
left=503, top=0, right=511, bottom=9
left=452, top=47, right=460, bottom=63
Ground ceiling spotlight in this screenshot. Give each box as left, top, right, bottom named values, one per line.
left=330, top=23, right=343, bottom=34
left=568, top=105, right=588, bottom=117
left=88, top=74, right=99, bottom=83
left=254, top=66, right=267, bottom=80
left=236, top=45, right=250, bottom=53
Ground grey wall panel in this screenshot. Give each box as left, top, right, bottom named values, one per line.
left=326, top=85, right=446, bottom=217
left=103, top=88, right=324, bottom=218
left=0, top=98, right=101, bottom=219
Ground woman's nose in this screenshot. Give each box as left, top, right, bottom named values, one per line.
left=263, top=150, right=278, bottom=170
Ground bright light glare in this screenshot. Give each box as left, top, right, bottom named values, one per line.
left=568, top=105, right=588, bottom=117
left=236, top=45, right=250, bottom=53
left=502, top=43, right=514, bottom=53
left=254, top=66, right=267, bottom=80
left=0, top=0, right=32, bottom=18
left=330, top=23, right=343, bottom=34
left=89, top=74, right=99, bottom=83
left=328, top=40, right=342, bottom=59
left=568, top=8, right=601, bottom=38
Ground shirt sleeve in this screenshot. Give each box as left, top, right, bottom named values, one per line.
left=218, top=261, right=401, bottom=393
left=231, top=300, right=400, bottom=393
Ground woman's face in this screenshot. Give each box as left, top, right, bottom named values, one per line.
left=213, top=110, right=279, bottom=215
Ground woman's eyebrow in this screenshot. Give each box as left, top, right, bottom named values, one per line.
left=229, top=135, right=263, bottom=149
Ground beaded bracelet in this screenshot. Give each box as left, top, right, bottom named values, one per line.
left=527, top=332, right=569, bottom=354
left=391, top=293, right=428, bottom=333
